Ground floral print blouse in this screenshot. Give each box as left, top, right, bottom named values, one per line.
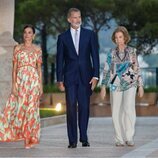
left=101, top=46, right=143, bottom=91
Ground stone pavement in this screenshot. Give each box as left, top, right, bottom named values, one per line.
left=0, top=117, right=158, bottom=158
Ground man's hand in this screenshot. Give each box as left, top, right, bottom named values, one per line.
left=89, top=77, right=98, bottom=91
left=57, top=82, right=65, bottom=92
left=100, top=86, right=106, bottom=100
left=138, top=86, right=144, bottom=98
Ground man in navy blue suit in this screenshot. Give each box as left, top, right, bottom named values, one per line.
left=56, top=8, right=99, bottom=148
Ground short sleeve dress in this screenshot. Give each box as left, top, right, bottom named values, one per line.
left=0, top=44, right=42, bottom=147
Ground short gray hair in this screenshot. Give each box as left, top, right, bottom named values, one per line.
left=67, top=8, right=81, bottom=18
left=112, top=26, right=131, bottom=44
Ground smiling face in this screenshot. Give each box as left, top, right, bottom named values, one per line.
left=67, top=11, right=82, bottom=29
left=23, top=27, right=35, bottom=43
left=114, top=31, right=126, bottom=47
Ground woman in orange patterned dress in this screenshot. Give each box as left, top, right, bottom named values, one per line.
left=0, top=24, right=43, bottom=149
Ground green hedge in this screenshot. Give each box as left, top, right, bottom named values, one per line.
left=43, top=84, right=61, bottom=93
left=43, top=84, right=109, bottom=93
left=144, top=86, right=158, bottom=92
left=40, top=109, right=65, bottom=118
left=44, top=84, right=158, bottom=93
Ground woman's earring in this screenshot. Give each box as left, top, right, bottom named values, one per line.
left=32, top=35, right=35, bottom=40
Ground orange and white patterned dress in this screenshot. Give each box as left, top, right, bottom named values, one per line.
left=0, top=44, right=42, bottom=147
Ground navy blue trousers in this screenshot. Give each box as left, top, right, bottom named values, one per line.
left=65, top=79, right=91, bottom=145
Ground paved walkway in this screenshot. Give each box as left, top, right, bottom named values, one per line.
left=0, top=117, right=158, bottom=158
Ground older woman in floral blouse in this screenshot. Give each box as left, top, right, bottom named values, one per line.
left=100, top=26, right=144, bottom=147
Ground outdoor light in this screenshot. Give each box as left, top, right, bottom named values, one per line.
left=98, top=103, right=104, bottom=106
left=55, top=103, right=62, bottom=112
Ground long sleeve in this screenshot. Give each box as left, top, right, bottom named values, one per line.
left=133, top=49, right=144, bottom=87
left=37, top=49, right=43, bottom=64
left=101, top=51, right=112, bottom=86
left=90, top=31, right=100, bottom=78
left=56, top=35, right=64, bottom=82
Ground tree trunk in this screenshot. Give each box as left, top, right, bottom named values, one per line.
left=51, top=62, right=55, bottom=84
left=41, top=24, right=48, bottom=85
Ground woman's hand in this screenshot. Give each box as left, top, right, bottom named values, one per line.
left=100, top=86, right=106, bottom=100
left=11, top=85, right=18, bottom=96
left=138, top=86, right=144, bottom=98
left=40, top=86, right=43, bottom=97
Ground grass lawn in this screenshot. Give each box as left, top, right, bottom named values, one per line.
left=40, top=108, right=65, bottom=118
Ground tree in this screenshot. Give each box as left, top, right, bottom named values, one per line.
left=82, top=0, right=115, bottom=48
left=113, top=0, right=158, bottom=54
left=14, top=0, right=69, bottom=84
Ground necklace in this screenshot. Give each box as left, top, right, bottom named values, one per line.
left=21, top=44, right=35, bottom=54
left=116, top=47, right=127, bottom=62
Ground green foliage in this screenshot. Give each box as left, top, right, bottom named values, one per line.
left=93, top=86, right=101, bottom=93
left=94, top=86, right=157, bottom=93
left=14, top=0, right=116, bottom=41
left=14, top=0, right=69, bottom=41
left=144, top=86, right=158, bottom=92
left=43, top=84, right=111, bottom=93
left=43, top=84, right=62, bottom=93
left=113, top=0, right=158, bottom=54
left=15, top=0, right=158, bottom=54
left=94, top=86, right=110, bottom=93
left=43, top=84, right=158, bottom=93
left=40, top=109, right=65, bottom=118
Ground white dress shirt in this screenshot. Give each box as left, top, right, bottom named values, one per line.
left=70, top=27, right=80, bottom=54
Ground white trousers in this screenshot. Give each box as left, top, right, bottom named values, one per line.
left=110, top=87, right=137, bottom=143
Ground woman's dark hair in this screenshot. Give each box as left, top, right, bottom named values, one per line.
left=23, top=24, right=35, bottom=34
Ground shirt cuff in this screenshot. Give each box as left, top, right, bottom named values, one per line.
left=93, top=77, right=99, bottom=80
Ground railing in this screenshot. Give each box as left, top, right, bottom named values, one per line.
left=99, top=67, right=158, bottom=88
left=141, top=67, right=158, bottom=88
left=53, top=65, right=158, bottom=88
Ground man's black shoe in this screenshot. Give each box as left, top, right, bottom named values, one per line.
left=68, top=143, right=77, bottom=148
left=82, top=141, right=90, bottom=147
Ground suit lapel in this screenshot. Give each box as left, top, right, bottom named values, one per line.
left=79, top=28, right=84, bottom=55
left=66, top=29, right=78, bottom=56
left=66, top=28, right=85, bottom=56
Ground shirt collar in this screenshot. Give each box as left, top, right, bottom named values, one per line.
left=116, top=45, right=128, bottom=52
left=70, top=27, right=81, bottom=33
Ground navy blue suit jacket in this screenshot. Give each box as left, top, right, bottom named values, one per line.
left=56, top=27, right=99, bottom=87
